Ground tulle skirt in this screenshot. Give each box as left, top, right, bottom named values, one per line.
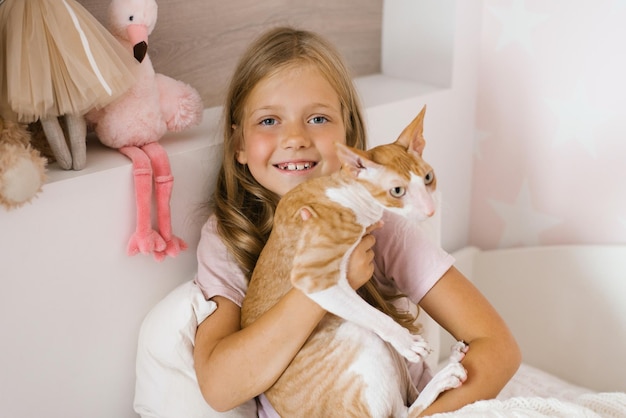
left=0, top=0, right=139, bottom=122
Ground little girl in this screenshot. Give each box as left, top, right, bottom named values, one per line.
left=193, top=26, right=521, bottom=417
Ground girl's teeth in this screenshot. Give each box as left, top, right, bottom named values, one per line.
left=283, top=163, right=311, bottom=171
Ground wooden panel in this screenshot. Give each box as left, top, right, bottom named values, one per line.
left=77, top=0, right=382, bottom=108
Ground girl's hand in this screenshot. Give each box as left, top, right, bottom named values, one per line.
left=347, top=221, right=383, bottom=289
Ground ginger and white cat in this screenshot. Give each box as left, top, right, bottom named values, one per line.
left=241, top=106, right=467, bottom=417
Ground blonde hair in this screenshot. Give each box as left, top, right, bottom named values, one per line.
left=213, top=26, right=419, bottom=332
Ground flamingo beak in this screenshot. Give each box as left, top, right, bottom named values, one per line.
left=127, top=24, right=149, bottom=62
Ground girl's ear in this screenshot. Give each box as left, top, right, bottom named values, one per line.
left=232, top=124, right=247, bottom=164
left=395, top=105, right=426, bottom=156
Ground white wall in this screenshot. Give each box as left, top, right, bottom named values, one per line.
left=0, top=1, right=482, bottom=417
left=0, top=108, right=223, bottom=418
left=470, top=0, right=626, bottom=249
left=363, top=0, right=482, bottom=251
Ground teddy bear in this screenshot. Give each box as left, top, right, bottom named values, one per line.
left=0, top=115, right=47, bottom=210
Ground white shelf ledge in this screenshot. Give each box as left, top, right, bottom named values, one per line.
left=45, top=106, right=223, bottom=184
left=355, top=74, right=443, bottom=109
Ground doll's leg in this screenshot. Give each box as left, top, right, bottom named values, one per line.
left=40, top=117, right=72, bottom=170
left=64, top=114, right=87, bottom=170
left=141, top=142, right=187, bottom=260
left=119, top=146, right=166, bottom=257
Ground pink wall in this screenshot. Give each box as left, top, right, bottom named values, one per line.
left=470, top=0, right=626, bottom=249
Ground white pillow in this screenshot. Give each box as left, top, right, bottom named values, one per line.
left=134, top=280, right=256, bottom=418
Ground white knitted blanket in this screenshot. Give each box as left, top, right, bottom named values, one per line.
left=430, top=392, right=626, bottom=417
left=429, top=363, right=626, bottom=417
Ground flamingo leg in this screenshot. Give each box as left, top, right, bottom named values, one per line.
left=141, top=142, right=187, bottom=260
left=119, top=145, right=166, bottom=257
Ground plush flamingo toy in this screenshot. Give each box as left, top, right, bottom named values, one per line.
left=86, top=0, right=203, bottom=261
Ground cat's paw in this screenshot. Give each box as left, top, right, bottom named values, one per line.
left=431, top=361, right=467, bottom=391
left=448, top=340, right=469, bottom=363
left=390, top=333, right=432, bottom=363
left=408, top=361, right=467, bottom=416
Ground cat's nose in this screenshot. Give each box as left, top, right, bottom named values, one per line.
left=423, top=199, right=435, bottom=217
left=424, top=202, right=435, bottom=218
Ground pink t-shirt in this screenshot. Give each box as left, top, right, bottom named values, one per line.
left=195, top=211, right=455, bottom=417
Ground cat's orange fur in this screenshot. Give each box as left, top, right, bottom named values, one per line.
left=241, top=106, right=467, bottom=417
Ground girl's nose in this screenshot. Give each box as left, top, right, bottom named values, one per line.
left=282, top=123, right=311, bottom=149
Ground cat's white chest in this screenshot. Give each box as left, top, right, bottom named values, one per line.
left=325, top=183, right=384, bottom=227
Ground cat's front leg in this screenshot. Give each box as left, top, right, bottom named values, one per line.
left=407, top=341, right=468, bottom=417
left=305, top=281, right=431, bottom=363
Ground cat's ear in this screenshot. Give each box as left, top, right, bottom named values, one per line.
left=395, top=105, right=426, bottom=156
left=335, top=142, right=380, bottom=178
left=299, top=206, right=317, bottom=221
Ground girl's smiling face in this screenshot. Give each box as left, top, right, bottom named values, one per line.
left=236, top=63, right=346, bottom=197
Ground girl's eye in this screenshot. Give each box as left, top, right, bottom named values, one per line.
left=424, top=171, right=435, bottom=185
left=390, top=186, right=406, bottom=198
left=260, top=118, right=276, bottom=126
left=309, top=116, right=328, bottom=124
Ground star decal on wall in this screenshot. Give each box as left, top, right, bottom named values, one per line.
left=488, top=0, right=549, bottom=54
left=545, top=83, right=609, bottom=158
left=488, top=180, right=563, bottom=248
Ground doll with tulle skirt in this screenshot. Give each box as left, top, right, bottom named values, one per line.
left=0, top=0, right=138, bottom=170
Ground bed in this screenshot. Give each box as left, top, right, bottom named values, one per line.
left=134, top=212, right=626, bottom=417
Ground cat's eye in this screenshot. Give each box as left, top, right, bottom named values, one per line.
left=424, top=171, right=435, bottom=185
left=390, top=187, right=406, bottom=198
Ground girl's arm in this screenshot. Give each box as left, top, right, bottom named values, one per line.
left=194, top=290, right=325, bottom=411
left=417, top=266, right=522, bottom=416
left=193, top=227, right=379, bottom=412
